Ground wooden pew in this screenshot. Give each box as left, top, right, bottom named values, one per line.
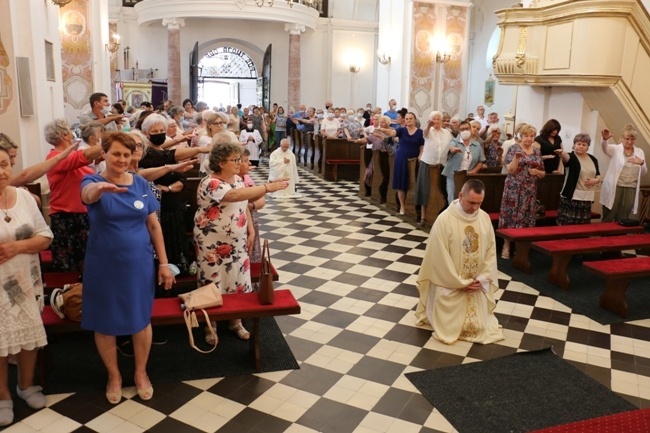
left=291, top=129, right=301, bottom=156
left=638, top=185, right=650, bottom=224
left=583, top=257, right=650, bottom=318
left=496, top=222, right=644, bottom=273
left=380, top=155, right=417, bottom=215
left=453, top=171, right=569, bottom=224
left=321, top=138, right=362, bottom=181
left=313, top=134, right=323, bottom=174
left=40, top=289, right=301, bottom=384
left=306, top=132, right=316, bottom=170
left=531, top=233, right=650, bottom=289
left=421, top=164, right=445, bottom=226
left=359, top=149, right=419, bottom=217
left=454, top=171, right=507, bottom=214
left=358, top=148, right=392, bottom=205
left=178, top=177, right=202, bottom=231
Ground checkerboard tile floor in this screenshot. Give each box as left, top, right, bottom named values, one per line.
left=6, top=163, right=650, bottom=433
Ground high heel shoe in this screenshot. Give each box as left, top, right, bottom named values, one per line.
left=135, top=376, right=154, bottom=401
left=105, top=382, right=122, bottom=405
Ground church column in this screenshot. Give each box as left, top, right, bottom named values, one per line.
left=285, top=23, right=305, bottom=109
left=162, top=18, right=185, bottom=105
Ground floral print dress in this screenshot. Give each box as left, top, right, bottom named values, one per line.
left=194, top=176, right=252, bottom=294
left=498, top=144, right=544, bottom=229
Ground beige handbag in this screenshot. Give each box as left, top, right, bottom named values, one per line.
left=178, top=283, right=223, bottom=353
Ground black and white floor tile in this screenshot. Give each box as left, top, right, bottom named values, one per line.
left=4, top=162, right=650, bottom=432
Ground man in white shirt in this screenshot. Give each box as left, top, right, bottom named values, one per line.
left=475, top=105, right=489, bottom=132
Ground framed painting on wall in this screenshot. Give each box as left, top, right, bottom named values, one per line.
left=484, top=74, right=495, bottom=107
left=45, top=40, right=55, bottom=82
left=122, top=82, right=152, bottom=108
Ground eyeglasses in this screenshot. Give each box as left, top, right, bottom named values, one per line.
left=134, top=142, right=144, bottom=149
left=228, top=158, right=242, bottom=164
left=210, top=121, right=224, bottom=126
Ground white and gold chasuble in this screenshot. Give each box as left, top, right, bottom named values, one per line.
left=415, top=200, right=504, bottom=345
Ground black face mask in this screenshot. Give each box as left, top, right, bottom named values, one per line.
left=149, top=133, right=166, bottom=146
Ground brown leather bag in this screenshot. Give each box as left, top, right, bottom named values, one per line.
left=50, top=283, right=83, bottom=322
left=258, top=240, right=275, bottom=305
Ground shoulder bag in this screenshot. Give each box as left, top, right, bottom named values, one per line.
left=178, top=282, right=223, bottom=353
left=50, top=283, right=83, bottom=322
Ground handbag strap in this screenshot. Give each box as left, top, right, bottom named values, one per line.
left=262, top=239, right=271, bottom=274
left=183, top=309, right=218, bottom=354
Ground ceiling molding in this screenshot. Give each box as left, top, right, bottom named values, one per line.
left=134, top=0, right=319, bottom=30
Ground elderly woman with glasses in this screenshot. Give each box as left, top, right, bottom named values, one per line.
left=203, top=112, right=237, bottom=174
left=194, top=142, right=288, bottom=345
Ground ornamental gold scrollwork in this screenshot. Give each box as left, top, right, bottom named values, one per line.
left=516, top=27, right=527, bottom=67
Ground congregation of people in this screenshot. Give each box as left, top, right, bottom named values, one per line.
left=0, top=92, right=293, bottom=426
left=0, top=89, right=647, bottom=427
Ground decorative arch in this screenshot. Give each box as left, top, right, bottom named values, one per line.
left=199, top=46, right=258, bottom=78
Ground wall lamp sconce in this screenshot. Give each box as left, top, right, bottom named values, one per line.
left=436, top=50, right=450, bottom=63
left=106, top=33, right=121, bottom=54
left=349, top=64, right=360, bottom=73
left=51, top=0, right=73, bottom=7
left=377, top=51, right=391, bottom=65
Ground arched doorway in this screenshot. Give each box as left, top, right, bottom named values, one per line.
left=191, top=45, right=270, bottom=110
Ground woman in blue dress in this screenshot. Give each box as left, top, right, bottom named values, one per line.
left=81, top=132, right=175, bottom=405
left=379, top=112, right=424, bottom=214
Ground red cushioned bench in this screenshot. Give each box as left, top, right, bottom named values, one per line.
left=40, top=289, right=300, bottom=385
left=325, top=159, right=360, bottom=181
left=528, top=408, right=650, bottom=433
left=496, top=222, right=644, bottom=273
left=531, top=233, right=650, bottom=289
left=583, top=257, right=650, bottom=318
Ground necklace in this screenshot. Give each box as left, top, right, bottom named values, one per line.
left=2, top=192, right=10, bottom=223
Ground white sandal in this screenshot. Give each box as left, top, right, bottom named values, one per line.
left=229, top=322, right=250, bottom=340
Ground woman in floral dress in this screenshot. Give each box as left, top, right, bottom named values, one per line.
left=498, top=125, right=546, bottom=258
left=194, top=142, right=287, bottom=345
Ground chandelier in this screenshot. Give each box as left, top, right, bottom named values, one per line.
left=255, top=0, right=293, bottom=7
left=52, top=0, right=73, bottom=6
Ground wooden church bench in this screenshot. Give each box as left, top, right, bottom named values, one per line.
left=583, top=256, right=650, bottom=318
left=496, top=222, right=644, bottom=273
left=531, top=233, right=650, bottom=289
left=39, top=289, right=301, bottom=385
